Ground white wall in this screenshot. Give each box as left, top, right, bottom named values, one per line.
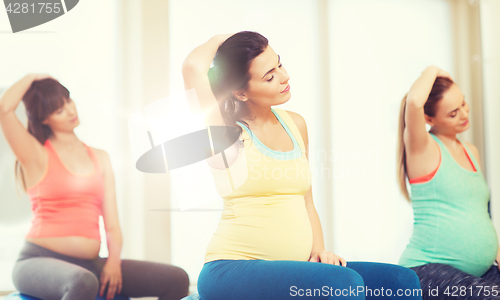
left=328, top=0, right=454, bottom=262
left=481, top=0, right=500, bottom=237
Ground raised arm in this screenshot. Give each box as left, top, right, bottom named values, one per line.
left=183, top=34, right=243, bottom=170
left=404, top=66, right=450, bottom=154
left=0, top=74, right=49, bottom=167
left=182, top=34, right=232, bottom=127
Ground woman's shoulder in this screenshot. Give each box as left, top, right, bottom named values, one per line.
left=462, top=141, right=478, bottom=152
left=283, top=110, right=305, bottom=124
left=462, top=141, right=481, bottom=165
left=283, top=110, right=308, bottom=140
left=89, top=147, right=111, bottom=172
left=89, top=147, right=109, bottom=159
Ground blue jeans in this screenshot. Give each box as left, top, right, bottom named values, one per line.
left=198, top=260, right=422, bottom=299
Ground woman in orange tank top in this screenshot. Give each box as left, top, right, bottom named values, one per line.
left=0, top=74, right=189, bottom=300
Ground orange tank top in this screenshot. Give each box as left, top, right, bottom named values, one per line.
left=25, top=139, right=104, bottom=241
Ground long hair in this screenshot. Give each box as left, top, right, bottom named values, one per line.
left=397, top=77, right=454, bottom=201
left=16, top=79, right=70, bottom=191
left=208, top=31, right=269, bottom=136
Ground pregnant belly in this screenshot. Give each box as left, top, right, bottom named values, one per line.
left=26, top=237, right=101, bottom=259
left=207, top=200, right=313, bottom=261
left=458, top=221, right=496, bottom=267
left=407, top=215, right=498, bottom=276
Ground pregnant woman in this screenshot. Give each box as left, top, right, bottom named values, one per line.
left=397, top=66, right=500, bottom=299
left=182, top=31, right=422, bottom=300
left=0, top=74, right=189, bottom=300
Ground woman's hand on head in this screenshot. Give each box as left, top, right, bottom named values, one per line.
left=436, top=68, right=452, bottom=80
left=31, top=73, right=56, bottom=81
left=424, top=66, right=452, bottom=80
left=309, top=249, right=347, bottom=266
left=214, top=33, right=234, bottom=46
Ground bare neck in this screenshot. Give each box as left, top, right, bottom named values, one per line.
left=49, top=131, right=82, bottom=148
left=241, top=104, right=278, bottom=129
left=429, top=128, right=461, bottom=149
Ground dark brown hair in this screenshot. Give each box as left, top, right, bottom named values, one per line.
left=16, top=79, right=70, bottom=191
left=208, top=31, right=269, bottom=136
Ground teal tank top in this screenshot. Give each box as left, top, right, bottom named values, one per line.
left=399, top=133, right=498, bottom=277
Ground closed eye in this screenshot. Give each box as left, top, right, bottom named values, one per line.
left=267, top=64, right=283, bottom=82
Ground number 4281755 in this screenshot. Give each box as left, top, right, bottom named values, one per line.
left=6, top=3, right=62, bottom=14
left=444, top=286, right=498, bottom=297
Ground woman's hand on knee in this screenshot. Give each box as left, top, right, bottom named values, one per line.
left=309, top=249, right=346, bottom=266
left=99, top=260, right=123, bottom=300
left=496, top=246, right=500, bottom=271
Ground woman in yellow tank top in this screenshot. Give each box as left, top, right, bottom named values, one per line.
left=182, top=31, right=422, bottom=300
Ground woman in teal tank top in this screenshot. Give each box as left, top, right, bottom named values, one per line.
left=397, top=66, right=500, bottom=299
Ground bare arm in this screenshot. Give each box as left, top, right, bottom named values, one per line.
left=96, top=149, right=123, bottom=299
left=404, top=66, right=445, bottom=155
left=184, top=34, right=242, bottom=170
left=0, top=74, right=50, bottom=167
left=293, top=114, right=324, bottom=254
left=287, top=111, right=346, bottom=266
left=182, top=34, right=232, bottom=127
left=99, top=150, right=122, bottom=261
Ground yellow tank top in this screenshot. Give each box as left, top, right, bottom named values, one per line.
left=204, top=108, right=313, bottom=263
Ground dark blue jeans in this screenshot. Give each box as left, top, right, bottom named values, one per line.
left=198, top=260, right=422, bottom=299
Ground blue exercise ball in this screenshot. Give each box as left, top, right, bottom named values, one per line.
left=95, top=294, right=130, bottom=300
left=181, top=294, right=202, bottom=300
left=6, top=292, right=130, bottom=300
left=5, top=293, right=41, bottom=300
